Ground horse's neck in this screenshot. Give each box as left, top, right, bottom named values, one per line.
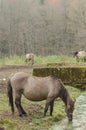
left=59, top=87, right=70, bottom=106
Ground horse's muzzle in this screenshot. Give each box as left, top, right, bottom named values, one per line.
left=68, top=114, right=73, bottom=122
left=68, top=117, right=72, bottom=121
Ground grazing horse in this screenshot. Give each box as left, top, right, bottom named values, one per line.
left=73, top=51, right=86, bottom=62
left=25, top=53, right=34, bottom=65
left=7, top=72, right=75, bottom=121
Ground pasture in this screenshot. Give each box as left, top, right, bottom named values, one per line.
left=0, top=55, right=77, bottom=65
left=0, top=55, right=85, bottom=130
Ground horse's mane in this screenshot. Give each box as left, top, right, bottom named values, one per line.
left=50, top=75, right=58, bottom=80
left=58, top=79, right=70, bottom=105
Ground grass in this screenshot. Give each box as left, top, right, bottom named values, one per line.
left=0, top=55, right=77, bottom=65
left=0, top=85, right=83, bottom=130
left=0, top=55, right=25, bottom=65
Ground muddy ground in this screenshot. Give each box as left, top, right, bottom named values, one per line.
left=0, top=64, right=46, bottom=78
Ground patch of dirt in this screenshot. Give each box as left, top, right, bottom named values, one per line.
left=0, top=127, right=5, bottom=130
left=0, top=64, right=45, bottom=77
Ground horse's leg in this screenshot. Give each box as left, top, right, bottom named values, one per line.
left=50, top=100, right=54, bottom=116
left=32, top=57, right=34, bottom=65
left=76, top=57, right=79, bottom=62
left=43, top=98, right=54, bottom=117
left=25, top=59, right=27, bottom=63
left=81, top=58, right=84, bottom=62
left=15, top=92, right=27, bottom=117
left=43, top=102, right=49, bottom=117
left=84, top=57, right=86, bottom=62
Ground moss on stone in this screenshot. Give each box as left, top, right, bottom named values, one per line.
left=33, top=66, right=86, bottom=90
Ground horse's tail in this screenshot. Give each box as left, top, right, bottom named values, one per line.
left=7, top=79, right=14, bottom=113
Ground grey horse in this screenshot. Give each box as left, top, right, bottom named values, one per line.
left=7, top=72, right=75, bottom=121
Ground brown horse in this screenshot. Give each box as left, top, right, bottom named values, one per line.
left=7, top=72, right=75, bottom=121
left=25, top=53, right=34, bottom=65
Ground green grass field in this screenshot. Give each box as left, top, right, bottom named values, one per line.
left=0, top=85, right=82, bottom=130
left=0, top=55, right=77, bottom=65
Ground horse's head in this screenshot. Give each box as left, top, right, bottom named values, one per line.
left=73, top=51, right=78, bottom=57
left=66, top=99, right=75, bottom=121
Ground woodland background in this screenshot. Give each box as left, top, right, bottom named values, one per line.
left=0, top=0, right=86, bottom=57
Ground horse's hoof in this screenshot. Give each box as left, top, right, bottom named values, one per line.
left=19, top=113, right=24, bottom=117
left=19, top=114, right=23, bottom=117
left=19, top=113, right=27, bottom=117
left=23, top=113, right=27, bottom=117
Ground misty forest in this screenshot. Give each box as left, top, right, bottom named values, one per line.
left=0, top=0, right=86, bottom=57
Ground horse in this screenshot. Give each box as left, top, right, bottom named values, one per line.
left=73, top=51, right=86, bottom=62
left=25, top=53, right=34, bottom=65
left=7, top=72, right=75, bottom=121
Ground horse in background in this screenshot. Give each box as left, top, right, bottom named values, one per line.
left=7, top=72, right=75, bottom=121
left=25, top=53, right=34, bottom=65
left=73, top=51, right=86, bottom=62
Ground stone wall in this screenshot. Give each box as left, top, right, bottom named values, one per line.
left=33, top=66, right=86, bottom=89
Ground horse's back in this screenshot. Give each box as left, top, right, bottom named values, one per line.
left=78, top=51, right=86, bottom=57
left=11, top=72, right=28, bottom=81
left=26, top=53, right=34, bottom=59
left=10, top=72, right=28, bottom=90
